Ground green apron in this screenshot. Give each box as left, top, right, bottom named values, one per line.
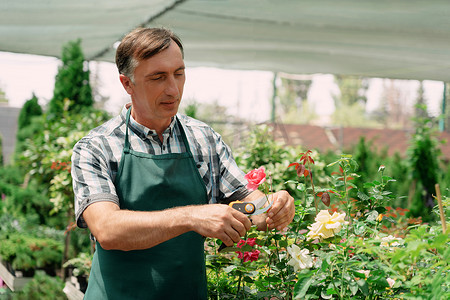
left=84, top=108, right=208, bottom=299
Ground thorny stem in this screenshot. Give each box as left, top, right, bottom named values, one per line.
left=284, top=234, right=293, bottom=299
left=306, top=161, right=318, bottom=214
left=340, top=162, right=352, bottom=299
left=236, top=270, right=243, bottom=296
left=329, top=262, right=342, bottom=300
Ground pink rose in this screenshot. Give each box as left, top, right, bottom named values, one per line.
left=246, top=238, right=257, bottom=247
left=243, top=249, right=261, bottom=262
left=236, top=239, right=246, bottom=248
left=245, top=167, right=266, bottom=191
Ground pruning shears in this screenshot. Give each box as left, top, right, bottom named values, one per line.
left=228, top=195, right=272, bottom=216
left=218, top=196, right=272, bottom=252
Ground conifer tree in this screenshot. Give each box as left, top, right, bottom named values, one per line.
left=49, top=39, right=93, bottom=116
left=17, top=93, right=42, bottom=129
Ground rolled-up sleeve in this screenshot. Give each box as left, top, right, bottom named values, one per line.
left=71, top=137, right=119, bottom=228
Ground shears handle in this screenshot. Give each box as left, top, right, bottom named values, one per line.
left=217, top=201, right=255, bottom=252
left=229, top=201, right=255, bottom=214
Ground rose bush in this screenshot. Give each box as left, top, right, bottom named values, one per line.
left=205, top=150, right=449, bottom=299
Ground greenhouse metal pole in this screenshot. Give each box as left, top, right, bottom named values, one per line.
left=439, top=82, right=446, bottom=132
left=271, top=72, right=277, bottom=123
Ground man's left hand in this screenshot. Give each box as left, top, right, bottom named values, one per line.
left=265, top=190, right=295, bottom=231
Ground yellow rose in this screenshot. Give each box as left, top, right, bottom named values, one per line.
left=306, top=210, right=347, bottom=241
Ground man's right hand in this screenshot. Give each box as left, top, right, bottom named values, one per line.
left=187, top=204, right=251, bottom=247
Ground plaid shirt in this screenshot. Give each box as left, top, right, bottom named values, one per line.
left=72, top=105, right=250, bottom=228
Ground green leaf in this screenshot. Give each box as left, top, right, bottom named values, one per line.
left=365, top=210, right=379, bottom=222
left=297, top=183, right=306, bottom=192
left=223, top=265, right=237, bottom=273
left=356, top=279, right=369, bottom=296
left=327, top=161, right=339, bottom=167
left=321, top=257, right=329, bottom=272
left=354, top=222, right=367, bottom=235
left=219, top=246, right=241, bottom=253
left=321, top=290, right=333, bottom=299
left=349, top=280, right=359, bottom=295
left=363, top=182, right=375, bottom=188
left=279, top=239, right=288, bottom=248
left=357, top=191, right=370, bottom=201
left=294, top=277, right=314, bottom=299
left=374, top=206, right=387, bottom=214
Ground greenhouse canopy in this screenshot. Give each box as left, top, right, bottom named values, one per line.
left=1, top=0, right=450, bottom=82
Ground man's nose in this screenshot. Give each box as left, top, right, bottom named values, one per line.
left=165, top=75, right=179, bottom=97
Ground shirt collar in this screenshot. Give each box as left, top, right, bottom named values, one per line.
left=120, top=103, right=176, bottom=139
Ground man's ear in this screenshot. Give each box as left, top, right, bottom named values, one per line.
left=119, top=74, right=134, bottom=95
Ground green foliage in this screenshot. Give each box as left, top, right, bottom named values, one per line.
left=14, top=113, right=45, bottom=158
left=0, top=232, right=63, bottom=273
left=18, top=109, right=109, bottom=195
left=277, top=77, right=316, bottom=124
left=0, top=133, right=3, bottom=166
left=207, top=144, right=449, bottom=299
left=49, top=39, right=93, bottom=116
left=183, top=101, right=198, bottom=119
left=17, top=93, right=42, bottom=130
left=11, top=271, right=66, bottom=300
left=332, top=76, right=375, bottom=127
left=407, top=105, right=442, bottom=219
left=3, top=184, right=57, bottom=227
left=234, top=125, right=300, bottom=194
left=63, top=252, right=92, bottom=277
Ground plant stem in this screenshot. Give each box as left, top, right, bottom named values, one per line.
left=307, top=161, right=318, bottom=214
left=236, top=270, right=242, bottom=296
left=340, top=162, right=351, bottom=299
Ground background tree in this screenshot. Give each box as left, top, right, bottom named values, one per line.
left=375, top=79, right=412, bottom=129
left=0, top=82, right=7, bottom=104
left=48, top=39, right=93, bottom=116
left=17, top=93, right=42, bottom=130
left=0, top=133, right=3, bottom=166
left=414, top=81, right=428, bottom=119
left=332, top=75, right=371, bottom=127
left=277, top=77, right=316, bottom=124
left=407, top=105, right=441, bottom=220
left=444, top=82, right=450, bottom=133
left=15, top=94, right=45, bottom=158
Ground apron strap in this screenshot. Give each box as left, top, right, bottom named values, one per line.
left=175, top=116, right=194, bottom=157
left=124, top=106, right=132, bottom=152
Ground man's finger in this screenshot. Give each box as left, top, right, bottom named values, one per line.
left=231, top=209, right=252, bottom=231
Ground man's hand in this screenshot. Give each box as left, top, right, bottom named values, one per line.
left=265, top=190, right=295, bottom=231
left=188, top=204, right=252, bottom=246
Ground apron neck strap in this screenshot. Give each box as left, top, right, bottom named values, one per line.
left=124, top=106, right=132, bottom=151
left=124, top=106, right=192, bottom=155
left=175, top=116, right=193, bottom=156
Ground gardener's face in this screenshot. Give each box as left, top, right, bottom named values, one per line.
left=120, top=40, right=185, bottom=130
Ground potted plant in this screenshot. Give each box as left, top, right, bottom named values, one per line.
left=63, top=252, right=92, bottom=293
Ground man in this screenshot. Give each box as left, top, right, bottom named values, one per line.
left=72, top=27, right=294, bottom=299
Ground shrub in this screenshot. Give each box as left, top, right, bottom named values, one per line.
left=11, top=271, right=66, bottom=300
left=0, top=232, right=63, bottom=276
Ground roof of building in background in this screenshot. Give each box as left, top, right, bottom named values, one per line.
left=271, top=123, right=450, bottom=161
